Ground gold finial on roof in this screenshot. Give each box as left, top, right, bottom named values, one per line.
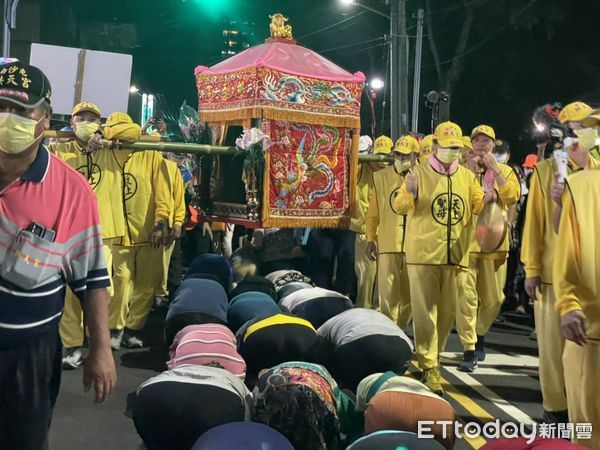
left=269, top=13, right=293, bottom=39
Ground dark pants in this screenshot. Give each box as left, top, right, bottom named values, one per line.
left=0, top=328, right=62, bottom=450
left=133, top=381, right=245, bottom=450
left=239, top=325, right=317, bottom=388
left=306, top=229, right=357, bottom=301
left=291, top=297, right=354, bottom=329
left=331, top=335, right=413, bottom=391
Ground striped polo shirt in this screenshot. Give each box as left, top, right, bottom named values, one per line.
left=0, top=145, right=110, bottom=345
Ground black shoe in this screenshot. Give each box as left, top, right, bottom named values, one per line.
left=62, top=347, right=83, bottom=370
left=121, top=329, right=144, bottom=348
left=542, top=409, right=569, bottom=425
left=152, top=296, right=169, bottom=311
left=475, top=335, right=486, bottom=361
left=457, top=350, right=478, bottom=372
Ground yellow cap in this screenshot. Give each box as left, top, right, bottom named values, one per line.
left=434, top=121, right=463, bottom=148
left=581, top=109, right=600, bottom=128
left=72, top=102, right=100, bottom=117
left=419, top=134, right=434, bottom=155
left=102, top=112, right=141, bottom=141
left=558, top=101, right=592, bottom=124
left=105, top=112, right=134, bottom=127
left=462, top=136, right=473, bottom=150
left=471, top=124, right=496, bottom=140
left=373, top=135, right=393, bottom=155
left=394, top=135, right=419, bottom=155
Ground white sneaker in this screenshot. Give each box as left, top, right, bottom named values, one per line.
left=110, top=329, right=123, bottom=351
left=62, top=347, right=83, bottom=370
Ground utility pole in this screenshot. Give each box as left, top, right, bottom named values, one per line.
left=2, top=0, right=20, bottom=58
left=389, top=0, right=409, bottom=140
left=411, top=9, right=424, bottom=133
left=389, top=0, right=400, bottom=141
left=398, top=0, right=409, bottom=136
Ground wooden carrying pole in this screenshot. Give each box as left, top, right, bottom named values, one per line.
left=42, top=131, right=395, bottom=162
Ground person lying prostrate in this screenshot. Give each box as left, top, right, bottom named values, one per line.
left=346, top=430, right=445, bottom=450
left=188, top=253, right=234, bottom=291
left=192, top=422, right=293, bottom=450
left=228, top=276, right=277, bottom=301
left=227, top=292, right=281, bottom=333
left=236, top=313, right=317, bottom=386
left=252, top=363, right=342, bottom=450
left=356, top=372, right=456, bottom=449
left=279, top=286, right=354, bottom=328
left=164, top=278, right=228, bottom=343
left=316, top=308, right=414, bottom=390
left=168, top=324, right=246, bottom=380
left=277, top=281, right=313, bottom=301
left=265, top=269, right=313, bottom=291
left=132, top=364, right=252, bottom=450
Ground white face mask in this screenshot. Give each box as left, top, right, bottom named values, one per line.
left=436, top=147, right=461, bottom=164
left=394, top=159, right=411, bottom=172
left=495, top=153, right=508, bottom=164
left=0, top=113, right=43, bottom=155
left=523, top=168, right=533, bottom=178
left=74, top=121, right=100, bottom=143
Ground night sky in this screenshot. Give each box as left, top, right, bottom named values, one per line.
left=18, top=0, right=600, bottom=162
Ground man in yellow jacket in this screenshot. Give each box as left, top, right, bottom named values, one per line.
left=365, top=135, right=418, bottom=329
left=49, top=102, right=127, bottom=369
left=104, top=113, right=171, bottom=349
left=419, top=134, right=434, bottom=165
left=395, top=121, right=488, bottom=394
left=457, top=125, right=520, bottom=372
left=554, top=170, right=600, bottom=449
left=154, top=156, right=186, bottom=306
left=350, top=135, right=393, bottom=309
left=521, top=101, right=597, bottom=424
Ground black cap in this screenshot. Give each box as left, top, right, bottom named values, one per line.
left=0, top=61, right=52, bottom=108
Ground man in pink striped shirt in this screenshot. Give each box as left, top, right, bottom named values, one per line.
left=0, top=62, right=116, bottom=450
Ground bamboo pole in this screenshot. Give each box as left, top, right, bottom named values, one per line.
left=42, top=131, right=395, bottom=162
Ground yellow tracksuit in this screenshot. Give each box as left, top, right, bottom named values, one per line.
left=49, top=141, right=127, bottom=348
left=156, top=159, right=187, bottom=298
left=111, top=151, right=171, bottom=331
left=457, top=163, right=520, bottom=349
left=350, top=164, right=377, bottom=309
left=396, top=161, right=484, bottom=370
left=366, top=165, right=411, bottom=328
left=554, top=171, right=600, bottom=449
left=521, top=156, right=597, bottom=412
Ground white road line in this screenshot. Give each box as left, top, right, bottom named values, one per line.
left=467, top=367, right=538, bottom=377
left=440, top=352, right=539, bottom=369
left=443, top=365, right=537, bottom=426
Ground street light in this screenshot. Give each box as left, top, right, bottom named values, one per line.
left=370, top=78, right=384, bottom=90
left=129, top=85, right=140, bottom=93
left=338, top=0, right=390, bottom=19
left=367, top=78, right=384, bottom=137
